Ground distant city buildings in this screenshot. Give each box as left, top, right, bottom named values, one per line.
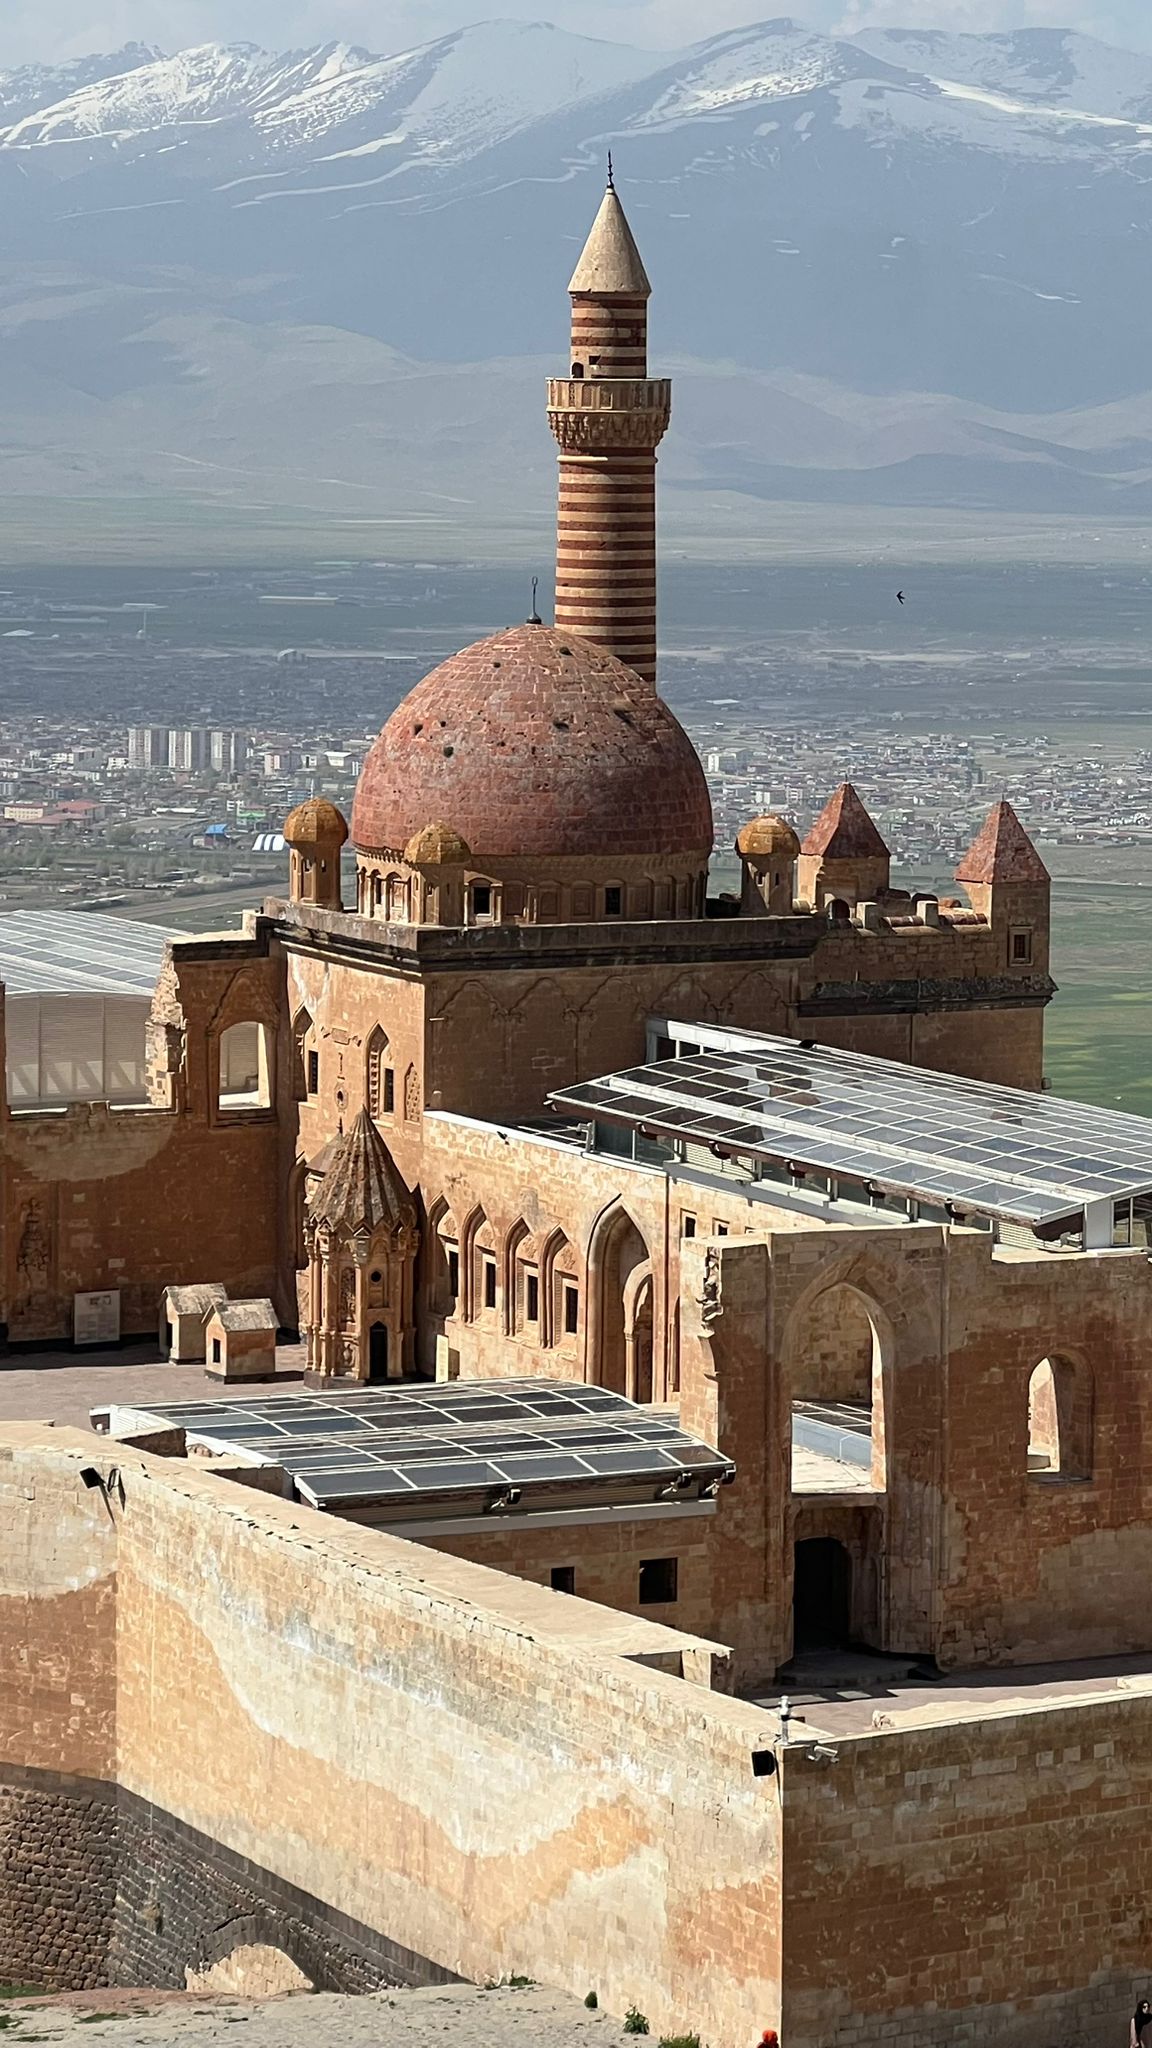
left=127, top=726, right=168, bottom=770
left=128, top=727, right=249, bottom=775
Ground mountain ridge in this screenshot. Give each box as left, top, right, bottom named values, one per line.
left=5, top=15, right=1152, bottom=535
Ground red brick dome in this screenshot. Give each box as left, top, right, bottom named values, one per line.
left=351, top=625, right=713, bottom=859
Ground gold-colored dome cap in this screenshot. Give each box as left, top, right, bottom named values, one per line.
left=284, top=797, right=349, bottom=847
left=403, top=821, right=473, bottom=866
left=736, top=815, right=800, bottom=861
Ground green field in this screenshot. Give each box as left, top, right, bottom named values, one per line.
left=1044, top=854, right=1152, bottom=1116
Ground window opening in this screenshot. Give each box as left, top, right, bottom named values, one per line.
left=604, top=886, right=623, bottom=917
left=483, top=1255, right=497, bottom=1311
left=525, top=1272, right=539, bottom=1323
left=307, top=1049, right=319, bottom=1096
left=367, top=1029, right=392, bottom=1120
left=563, top=1282, right=579, bottom=1336
left=638, top=1557, right=678, bottom=1605
left=218, top=1020, right=272, bottom=1110
left=1028, top=1355, right=1092, bottom=1480
left=551, top=1566, right=576, bottom=1594
left=788, top=1285, right=887, bottom=1497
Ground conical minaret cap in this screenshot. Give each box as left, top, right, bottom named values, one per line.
left=568, top=184, right=651, bottom=297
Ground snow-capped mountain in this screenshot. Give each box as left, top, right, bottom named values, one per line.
left=0, top=43, right=161, bottom=125
left=852, top=25, right=1152, bottom=120
left=0, top=25, right=668, bottom=160
left=6, top=16, right=1152, bottom=522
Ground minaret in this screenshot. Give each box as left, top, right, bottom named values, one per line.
left=547, top=169, right=670, bottom=686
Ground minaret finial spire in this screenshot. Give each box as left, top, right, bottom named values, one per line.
left=606, top=149, right=614, bottom=191
left=528, top=575, right=542, bottom=626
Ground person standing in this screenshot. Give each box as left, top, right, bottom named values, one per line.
left=1131, top=1997, right=1152, bottom=2045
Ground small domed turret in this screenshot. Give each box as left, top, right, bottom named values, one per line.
left=403, top=822, right=473, bottom=867
left=284, top=797, right=348, bottom=911
left=736, top=814, right=800, bottom=918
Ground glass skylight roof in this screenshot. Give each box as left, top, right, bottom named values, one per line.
left=0, top=910, right=171, bottom=996
left=119, top=1378, right=732, bottom=1515
left=549, top=1036, right=1152, bottom=1227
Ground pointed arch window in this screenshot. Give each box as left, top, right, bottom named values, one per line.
left=366, top=1027, right=394, bottom=1120
left=1028, top=1355, right=1093, bottom=1481
left=427, top=1202, right=459, bottom=1318
left=541, top=1230, right=579, bottom=1352
left=291, top=1007, right=313, bottom=1101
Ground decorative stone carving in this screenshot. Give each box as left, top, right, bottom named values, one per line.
left=404, top=1064, right=420, bottom=1123
left=339, top=1269, right=356, bottom=1327
left=16, top=1198, right=51, bottom=1305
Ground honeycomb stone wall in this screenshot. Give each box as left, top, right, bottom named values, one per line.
left=109, top=1793, right=457, bottom=1994
left=0, top=1770, right=116, bottom=1990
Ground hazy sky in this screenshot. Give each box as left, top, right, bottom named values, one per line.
left=4, top=0, right=1152, bottom=68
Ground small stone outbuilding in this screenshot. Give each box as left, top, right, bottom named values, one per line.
left=160, top=1283, right=228, bottom=1362
left=204, top=1299, right=278, bottom=1381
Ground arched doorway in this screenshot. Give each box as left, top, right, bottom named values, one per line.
left=793, top=1537, right=852, bottom=1652
left=591, top=1209, right=652, bottom=1397
left=626, top=1270, right=654, bottom=1403
left=369, top=1323, right=389, bottom=1381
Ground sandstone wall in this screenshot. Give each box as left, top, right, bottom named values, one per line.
left=0, top=1430, right=781, bottom=2037
left=4, top=1106, right=280, bottom=1343
left=788, top=1281, right=874, bottom=1406
left=937, top=1233, right=1152, bottom=1665
left=0, top=1432, right=118, bottom=1989
left=109, top=1439, right=781, bottom=2042
left=420, top=1509, right=716, bottom=1637
left=8, top=1428, right=1152, bottom=2047
left=780, top=1688, right=1152, bottom=2047
left=1, top=928, right=287, bottom=1345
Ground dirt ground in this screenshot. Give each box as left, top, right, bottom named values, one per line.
left=0, top=1982, right=655, bottom=2046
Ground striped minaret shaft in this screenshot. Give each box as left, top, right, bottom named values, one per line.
left=547, top=177, right=671, bottom=687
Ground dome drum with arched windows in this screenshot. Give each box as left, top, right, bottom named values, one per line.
left=349, top=625, right=714, bottom=929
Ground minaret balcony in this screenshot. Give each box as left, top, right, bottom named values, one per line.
left=547, top=376, right=671, bottom=452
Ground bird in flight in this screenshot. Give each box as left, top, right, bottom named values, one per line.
left=896, top=589, right=905, bottom=605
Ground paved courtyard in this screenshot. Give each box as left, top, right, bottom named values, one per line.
left=0, top=1339, right=306, bottom=1432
